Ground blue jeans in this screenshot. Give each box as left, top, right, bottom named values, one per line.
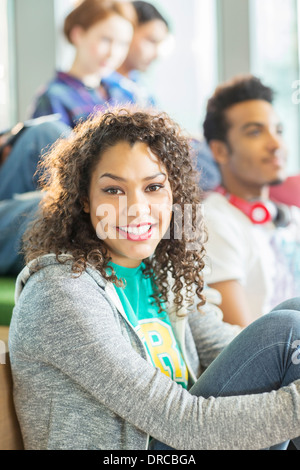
left=0, top=192, right=43, bottom=275
left=0, top=120, right=70, bottom=200
left=0, top=120, right=71, bottom=275
left=151, top=299, right=300, bottom=450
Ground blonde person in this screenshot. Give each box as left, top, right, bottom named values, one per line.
left=30, top=0, right=136, bottom=128
left=9, top=107, right=300, bottom=450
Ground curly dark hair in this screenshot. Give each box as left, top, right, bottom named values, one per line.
left=203, top=75, right=274, bottom=143
left=23, top=107, right=207, bottom=314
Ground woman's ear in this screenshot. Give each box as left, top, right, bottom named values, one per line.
left=209, top=140, right=230, bottom=166
left=69, top=25, right=85, bottom=46
left=82, top=198, right=90, bottom=214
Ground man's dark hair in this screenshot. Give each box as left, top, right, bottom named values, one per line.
left=203, top=75, right=275, bottom=143
left=132, top=1, right=169, bottom=28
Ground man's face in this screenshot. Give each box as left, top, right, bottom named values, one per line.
left=221, top=100, right=287, bottom=187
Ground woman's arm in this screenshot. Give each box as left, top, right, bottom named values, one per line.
left=12, top=269, right=300, bottom=450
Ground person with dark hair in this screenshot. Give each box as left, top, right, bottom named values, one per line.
left=102, top=1, right=169, bottom=107
left=203, top=75, right=274, bottom=143
left=202, top=75, right=300, bottom=327
left=8, top=106, right=300, bottom=450
left=133, top=0, right=168, bottom=25
left=30, top=0, right=136, bottom=128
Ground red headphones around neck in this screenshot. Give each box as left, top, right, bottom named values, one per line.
left=215, top=186, right=273, bottom=224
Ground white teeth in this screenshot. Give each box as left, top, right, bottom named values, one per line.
left=119, top=225, right=151, bottom=235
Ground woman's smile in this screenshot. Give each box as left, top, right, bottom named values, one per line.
left=116, top=222, right=154, bottom=240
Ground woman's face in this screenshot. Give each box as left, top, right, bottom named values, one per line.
left=73, top=14, right=134, bottom=77
left=83, top=140, right=173, bottom=268
left=125, top=19, right=169, bottom=72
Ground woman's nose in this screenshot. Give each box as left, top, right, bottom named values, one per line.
left=126, top=191, right=151, bottom=218
left=128, top=202, right=151, bottom=219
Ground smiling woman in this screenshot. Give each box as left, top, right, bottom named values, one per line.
left=83, top=140, right=173, bottom=267
left=8, top=106, right=300, bottom=451
left=22, top=106, right=205, bottom=308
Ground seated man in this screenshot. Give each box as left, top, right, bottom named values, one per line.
left=202, top=75, right=300, bottom=327
left=103, top=1, right=169, bottom=107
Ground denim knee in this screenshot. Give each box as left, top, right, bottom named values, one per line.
left=243, top=308, right=300, bottom=355
left=270, top=297, right=300, bottom=314
left=258, top=309, right=300, bottom=356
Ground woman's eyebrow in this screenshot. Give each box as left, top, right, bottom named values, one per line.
left=99, top=172, right=167, bottom=181
left=99, top=173, right=126, bottom=182
left=143, top=172, right=167, bottom=181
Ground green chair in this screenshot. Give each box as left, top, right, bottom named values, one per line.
left=0, top=278, right=16, bottom=326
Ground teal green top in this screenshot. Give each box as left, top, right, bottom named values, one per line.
left=109, top=262, right=188, bottom=389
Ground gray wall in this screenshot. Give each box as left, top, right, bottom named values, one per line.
left=217, top=0, right=251, bottom=81
left=14, top=0, right=56, bottom=121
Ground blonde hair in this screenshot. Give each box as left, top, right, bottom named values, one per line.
left=64, top=0, right=137, bottom=44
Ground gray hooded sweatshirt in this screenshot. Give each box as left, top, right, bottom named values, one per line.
left=8, top=254, right=300, bottom=450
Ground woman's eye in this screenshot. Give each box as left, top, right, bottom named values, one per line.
left=146, top=184, right=164, bottom=192
left=104, top=187, right=123, bottom=195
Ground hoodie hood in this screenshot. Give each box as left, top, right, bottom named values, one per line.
left=14, top=253, right=223, bottom=317
left=14, top=253, right=106, bottom=304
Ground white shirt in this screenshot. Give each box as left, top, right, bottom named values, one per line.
left=203, top=192, right=300, bottom=318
